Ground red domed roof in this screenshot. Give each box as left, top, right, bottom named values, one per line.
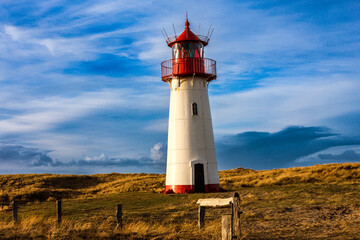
left=167, top=20, right=209, bottom=47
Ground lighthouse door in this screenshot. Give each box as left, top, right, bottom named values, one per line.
left=194, top=163, right=205, bottom=192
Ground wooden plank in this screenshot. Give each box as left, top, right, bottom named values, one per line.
left=222, top=214, right=233, bottom=240
left=198, top=206, right=205, bottom=229
left=196, top=197, right=233, bottom=207
left=116, top=204, right=122, bottom=229
left=56, top=200, right=62, bottom=224
left=232, top=192, right=241, bottom=238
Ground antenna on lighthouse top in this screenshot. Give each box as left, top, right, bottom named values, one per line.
left=172, top=23, right=177, bottom=37
left=186, top=11, right=188, bottom=21
left=162, top=28, right=170, bottom=44
left=209, top=27, right=214, bottom=39
left=207, top=25, right=212, bottom=38
left=161, top=30, right=167, bottom=42
left=163, top=28, right=169, bottom=39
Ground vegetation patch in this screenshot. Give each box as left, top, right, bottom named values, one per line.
left=0, top=163, right=359, bottom=239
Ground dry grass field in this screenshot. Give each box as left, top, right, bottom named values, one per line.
left=0, top=162, right=360, bottom=239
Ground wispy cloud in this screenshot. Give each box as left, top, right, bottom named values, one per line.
left=0, top=88, right=168, bottom=134
left=0, top=90, right=121, bottom=134
left=294, top=145, right=360, bottom=167
left=211, top=77, right=360, bottom=135
left=318, top=150, right=360, bottom=162
left=85, top=0, right=152, bottom=14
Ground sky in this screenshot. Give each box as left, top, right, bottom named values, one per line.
left=0, top=0, right=359, bottom=174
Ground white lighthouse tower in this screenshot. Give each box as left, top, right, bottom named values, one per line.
left=161, top=18, right=220, bottom=193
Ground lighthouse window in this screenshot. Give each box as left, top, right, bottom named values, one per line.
left=173, top=43, right=203, bottom=59
left=192, top=103, right=198, bottom=116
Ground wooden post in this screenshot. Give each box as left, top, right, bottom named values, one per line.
left=198, top=206, right=205, bottom=229
left=56, top=200, right=62, bottom=224
left=12, top=201, right=18, bottom=223
left=116, top=204, right=122, bottom=229
left=232, top=192, right=241, bottom=238
left=222, top=214, right=233, bottom=240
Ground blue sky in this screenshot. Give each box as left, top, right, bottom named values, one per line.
left=0, top=0, right=359, bottom=174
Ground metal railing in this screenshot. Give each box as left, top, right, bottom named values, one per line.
left=161, top=58, right=216, bottom=82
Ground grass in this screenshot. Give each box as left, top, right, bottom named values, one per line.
left=0, top=162, right=360, bottom=239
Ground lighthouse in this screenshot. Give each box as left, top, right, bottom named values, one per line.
left=161, top=18, right=220, bottom=193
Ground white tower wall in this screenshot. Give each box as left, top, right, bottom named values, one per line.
left=165, top=75, right=220, bottom=193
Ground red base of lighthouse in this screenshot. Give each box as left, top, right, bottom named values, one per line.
left=164, top=184, right=220, bottom=194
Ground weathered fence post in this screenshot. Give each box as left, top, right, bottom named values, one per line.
left=116, top=204, right=122, bottom=229
left=232, top=192, right=241, bottom=238
left=198, top=206, right=205, bottom=229
left=222, top=214, right=233, bottom=240
left=12, top=201, right=18, bottom=223
left=56, top=200, right=62, bottom=224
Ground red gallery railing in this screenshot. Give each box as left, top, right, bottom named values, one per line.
left=161, top=58, right=217, bottom=82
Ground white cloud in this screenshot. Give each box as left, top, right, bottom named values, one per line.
left=0, top=86, right=169, bottom=135
left=137, top=36, right=169, bottom=61
left=211, top=77, right=360, bottom=135
left=4, top=25, right=24, bottom=41
left=38, top=38, right=94, bottom=57
left=150, top=142, right=166, bottom=163
left=0, top=90, right=123, bottom=134
left=2, top=24, right=96, bottom=60
left=85, top=0, right=152, bottom=14
left=84, top=153, right=106, bottom=161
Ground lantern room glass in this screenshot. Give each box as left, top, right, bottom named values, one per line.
left=172, top=43, right=204, bottom=59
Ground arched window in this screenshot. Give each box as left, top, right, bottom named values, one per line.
left=192, top=103, right=198, bottom=116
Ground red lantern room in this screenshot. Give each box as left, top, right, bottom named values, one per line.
left=161, top=19, right=216, bottom=82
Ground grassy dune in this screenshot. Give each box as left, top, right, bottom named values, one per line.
left=0, top=163, right=360, bottom=239
left=0, top=173, right=165, bottom=203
